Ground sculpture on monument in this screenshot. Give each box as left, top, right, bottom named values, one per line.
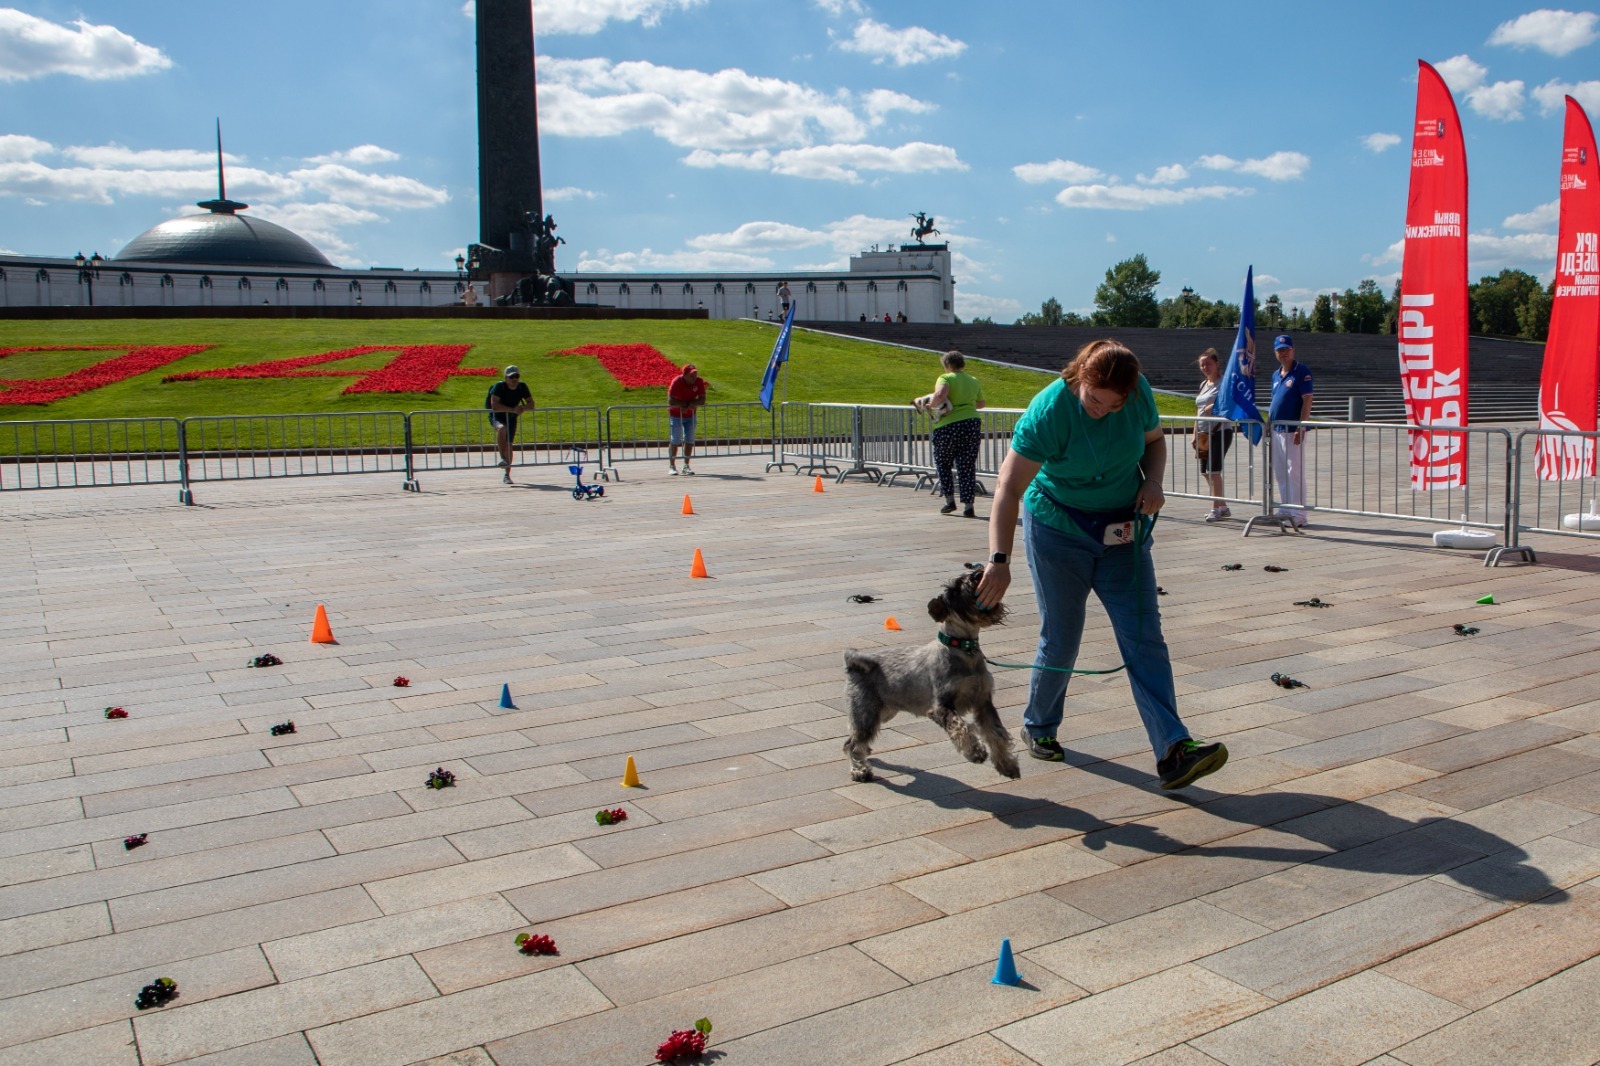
left=909, top=212, right=941, bottom=244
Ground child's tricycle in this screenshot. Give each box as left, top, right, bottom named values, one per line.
left=569, top=463, right=605, bottom=500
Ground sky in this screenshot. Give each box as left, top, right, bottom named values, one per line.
left=2, top=1, right=1598, bottom=322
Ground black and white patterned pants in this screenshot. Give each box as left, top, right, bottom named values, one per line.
left=932, top=417, right=982, bottom=504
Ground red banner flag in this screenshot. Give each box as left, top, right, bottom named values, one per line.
left=1398, top=60, right=1470, bottom=489
left=1536, top=96, right=1600, bottom=481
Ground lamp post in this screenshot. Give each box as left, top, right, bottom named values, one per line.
left=1179, top=285, right=1194, bottom=328
left=455, top=253, right=466, bottom=279
left=74, top=251, right=103, bottom=307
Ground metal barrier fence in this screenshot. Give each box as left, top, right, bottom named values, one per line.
left=1161, top=415, right=1266, bottom=515
left=1511, top=428, right=1600, bottom=546
left=779, top=403, right=1024, bottom=490
left=0, top=417, right=184, bottom=493
left=602, top=402, right=775, bottom=470
left=405, top=407, right=603, bottom=488
left=181, top=413, right=410, bottom=499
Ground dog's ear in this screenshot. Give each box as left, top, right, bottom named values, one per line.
left=927, top=596, right=949, bottom=622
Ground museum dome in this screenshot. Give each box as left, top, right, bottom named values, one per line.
left=115, top=207, right=335, bottom=269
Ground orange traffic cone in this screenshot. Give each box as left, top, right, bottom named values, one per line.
left=690, top=549, right=709, bottom=578
left=681, top=494, right=695, bottom=515
left=884, top=616, right=901, bottom=631
left=310, top=604, right=337, bottom=644
left=621, top=755, right=641, bottom=787
left=813, top=475, right=826, bottom=493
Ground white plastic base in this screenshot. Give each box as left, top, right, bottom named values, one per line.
left=1562, top=512, right=1600, bottom=530
left=1433, top=527, right=1498, bottom=549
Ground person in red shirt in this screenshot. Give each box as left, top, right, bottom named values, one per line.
left=667, top=364, right=707, bottom=475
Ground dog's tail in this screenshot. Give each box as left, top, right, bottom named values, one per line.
left=843, top=649, right=881, bottom=676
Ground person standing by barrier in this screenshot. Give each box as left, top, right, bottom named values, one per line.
left=667, top=363, right=707, bottom=475
left=923, top=350, right=986, bottom=517
left=974, top=339, right=1227, bottom=791
left=1269, top=334, right=1314, bottom=527
left=487, top=366, right=533, bottom=485
left=1195, top=347, right=1235, bottom=522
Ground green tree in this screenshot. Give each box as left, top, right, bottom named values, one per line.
left=1093, top=254, right=1162, bottom=327
left=1337, top=279, right=1387, bottom=333
left=1308, top=294, right=1336, bottom=332
left=1262, top=294, right=1284, bottom=329
left=1017, top=296, right=1066, bottom=326
left=1468, top=268, right=1542, bottom=336
left=1517, top=282, right=1553, bottom=341
left=968, top=315, right=995, bottom=327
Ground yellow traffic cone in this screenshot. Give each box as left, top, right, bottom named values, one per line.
left=621, top=755, right=641, bottom=787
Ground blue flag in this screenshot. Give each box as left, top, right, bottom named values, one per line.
left=759, top=303, right=795, bottom=412
left=1215, top=265, right=1263, bottom=445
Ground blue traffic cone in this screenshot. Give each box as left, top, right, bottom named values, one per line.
left=991, top=937, right=1020, bottom=986
left=499, top=684, right=516, bottom=710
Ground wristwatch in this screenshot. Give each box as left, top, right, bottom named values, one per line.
left=988, top=552, right=1009, bottom=565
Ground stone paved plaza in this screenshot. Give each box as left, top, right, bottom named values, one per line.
left=1, top=457, right=1598, bottom=1066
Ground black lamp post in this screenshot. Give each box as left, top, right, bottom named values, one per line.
left=455, top=253, right=466, bottom=279
left=74, top=251, right=103, bottom=307
left=1179, top=285, right=1194, bottom=328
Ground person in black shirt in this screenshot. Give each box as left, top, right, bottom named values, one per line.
left=488, top=365, right=533, bottom=484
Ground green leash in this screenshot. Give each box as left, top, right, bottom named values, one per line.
left=983, top=512, right=1158, bottom=677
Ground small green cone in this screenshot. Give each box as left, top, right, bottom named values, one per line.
left=1475, top=594, right=1495, bottom=605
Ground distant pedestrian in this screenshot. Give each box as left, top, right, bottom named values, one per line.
left=859, top=313, right=868, bottom=322
left=1269, top=334, right=1314, bottom=527
left=882, top=312, right=892, bottom=323
left=1194, top=347, right=1235, bottom=522
left=486, top=366, right=533, bottom=484
left=667, top=363, right=707, bottom=476
left=920, top=350, right=986, bottom=518
left=778, top=280, right=792, bottom=316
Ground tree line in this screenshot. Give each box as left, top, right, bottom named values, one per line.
left=975, top=255, right=1553, bottom=342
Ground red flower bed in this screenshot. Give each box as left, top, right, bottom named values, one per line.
left=555, top=344, right=679, bottom=388
left=0, top=345, right=213, bottom=405
left=163, top=345, right=497, bottom=394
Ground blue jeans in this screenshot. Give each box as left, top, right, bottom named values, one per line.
left=1020, top=508, right=1190, bottom=761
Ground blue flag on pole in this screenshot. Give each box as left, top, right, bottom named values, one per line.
left=759, top=302, right=795, bottom=412
left=1215, top=265, right=1263, bottom=445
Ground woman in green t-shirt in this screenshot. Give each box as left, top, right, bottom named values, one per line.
left=923, top=350, right=987, bottom=517
left=973, top=339, right=1227, bottom=792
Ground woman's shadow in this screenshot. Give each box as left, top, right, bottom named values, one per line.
left=866, top=755, right=1569, bottom=906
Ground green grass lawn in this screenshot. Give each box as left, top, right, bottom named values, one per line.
left=0, top=318, right=1193, bottom=423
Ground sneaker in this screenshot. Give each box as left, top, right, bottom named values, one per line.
left=502, top=473, right=513, bottom=485
left=1157, top=738, right=1228, bottom=790
left=963, top=506, right=977, bottom=519
left=1216, top=506, right=1231, bottom=519
left=682, top=466, right=695, bottom=476
left=940, top=500, right=957, bottom=515
left=1021, top=729, right=1065, bottom=761
left=668, top=465, right=679, bottom=476
left=1204, top=508, right=1225, bottom=523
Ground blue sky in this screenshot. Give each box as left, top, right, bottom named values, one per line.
left=2, top=2, right=1598, bottom=321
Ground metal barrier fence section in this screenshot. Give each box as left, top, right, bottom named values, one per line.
left=0, top=417, right=184, bottom=492
left=779, top=403, right=853, bottom=476
left=1512, top=428, right=1600, bottom=543
left=406, top=407, right=602, bottom=487
left=181, top=413, right=410, bottom=492
left=1160, top=415, right=1265, bottom=513
left=603, top=403, right=775, bottom=468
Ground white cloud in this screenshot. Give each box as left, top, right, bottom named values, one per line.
left=1254, top=274, right=1281, bottom=288
left=683, top=141, right=966, bottom=182
left=1488, top=9, right=1599, bottom=56
left=1136, top=163, right=1189, bottom=185
left=1197, top=150, right=1309, bottom=181
left=248, top=202, right=384, bottom=266
left=0, top=9, right=171, bottom=82
left=306, top=145, right=400, bottom=166
left=1467, top=80, right=1526, bottom=120
left=812, top=0, right=865, bottom=16
left=1533, top=77, right=1600, bottom=114
left=537, top=56, right=935, bottom=152
left=62, top=144, right=240, bottom=168
left=0, top=161, right=298, bottom=205
left=1054, top=184, right=1252, bottom=210
left=1433, top=54, right=1489, bottom=94
left=838, top=19, right=966, bottom=66
left=1365, top=239, right=1405, bottom=266
left=1012, top=159, right=1104, bottom=184
left=601, top=212, right=965, bottom=274
left=688, top=221, right=831, bottom=252
left=1504, top=200, right=1560, bottom=230
left=461, top=0, right=706, bottom=34
left=286, top=164, right=448, bottom=209
left=1363, top=132, right=1402, bottom=153
left=545, top=185, right=600, bottom=201
left=1365, top=232, right=1561, bottom=277
left=0, top=134, right=52, bottom=162
left=957, top=292, right=1022, bottom=321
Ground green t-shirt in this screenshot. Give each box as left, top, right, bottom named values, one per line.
left=1010, top=375, right=1160, bottom=535
left=933, top=371, right=985, bottom=429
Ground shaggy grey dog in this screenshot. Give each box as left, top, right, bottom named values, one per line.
left=842, top=567, right=1020, bottom=783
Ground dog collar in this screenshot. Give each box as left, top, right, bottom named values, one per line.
left=937, top=632, right=981, bottom=654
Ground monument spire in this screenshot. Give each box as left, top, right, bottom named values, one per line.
left=196, top=118, right=248, bottom=215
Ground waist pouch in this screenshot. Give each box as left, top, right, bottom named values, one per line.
left=1034, top=483, right=1137, bottom=547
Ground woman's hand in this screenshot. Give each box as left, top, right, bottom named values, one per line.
left=1134, top=479, right=1165, bottom=515
left=976, top=563, right=1010, bottom=610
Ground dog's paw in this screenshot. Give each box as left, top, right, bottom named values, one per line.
left=850, top=767, right=874, bottom=783
left=994, top=757, right=1022, bottom=780
left=965, top=743, right=988, bottom=765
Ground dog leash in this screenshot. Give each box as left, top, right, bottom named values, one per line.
left=981, top=512, right=1158, bottom=677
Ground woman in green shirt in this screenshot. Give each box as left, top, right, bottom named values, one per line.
left=926, top=350, right=987, bottom=517
left=974, top=339, right=1227, bottom=791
